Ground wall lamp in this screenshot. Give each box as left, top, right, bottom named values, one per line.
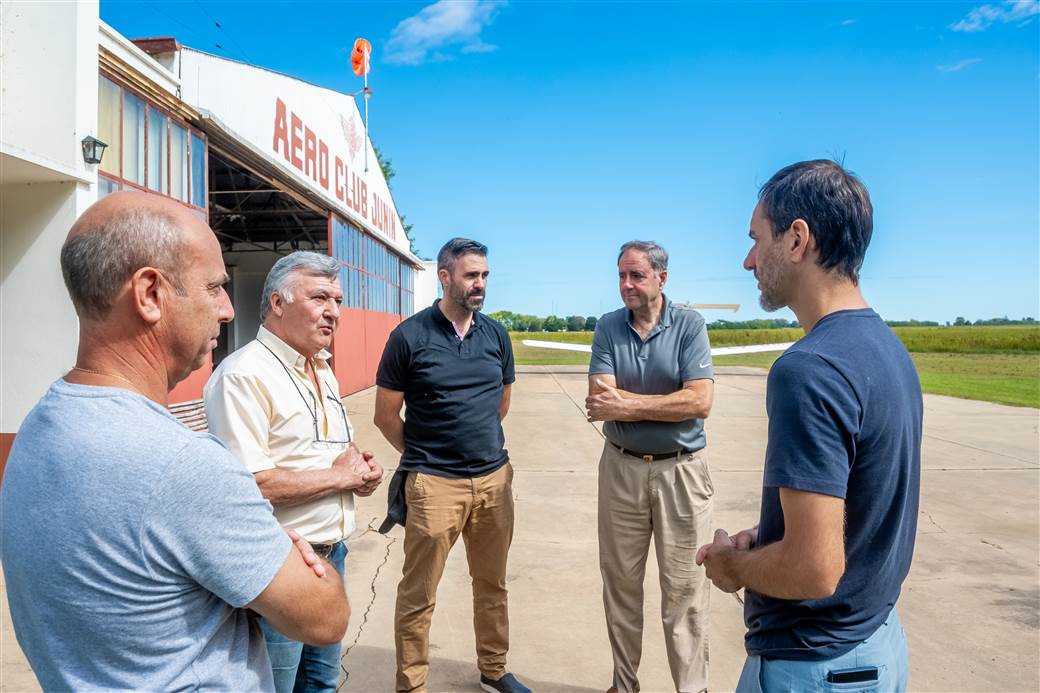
left=81, top=136, right=108, bottom=165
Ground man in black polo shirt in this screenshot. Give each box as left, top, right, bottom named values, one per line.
left=374, top=238, right=528, bottom=693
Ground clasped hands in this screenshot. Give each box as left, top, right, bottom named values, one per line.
left=695, top=525, right=758, bottom=593
left=333, top=444, right=383, bottom=497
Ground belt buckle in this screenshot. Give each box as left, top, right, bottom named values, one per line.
left=310, top=543, right=334, bottom=560
left=642, top=454, right=654, bottom=463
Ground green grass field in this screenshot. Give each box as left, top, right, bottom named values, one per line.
left=511, top=326, right=1040, bottom=408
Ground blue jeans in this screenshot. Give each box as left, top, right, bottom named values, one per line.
left=259, top=541, right=348, bottom=693
left=736, top=609, right=908, bottom=693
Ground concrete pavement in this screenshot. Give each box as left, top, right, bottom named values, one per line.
left=2, top=367, right=1038, bottom=692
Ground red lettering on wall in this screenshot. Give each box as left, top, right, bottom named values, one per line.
left=319, top=142, right=329, bottom=189
left=304, top=127, right=317, bottom=180
left=290, top=113, right=304, bottom=169
left=273, top=98, right=290, bottom=162
left=335, top=156, right=345, bottom=202
left=274, top=98, right=400, bottom=240
left=349, top=171, right=361, bottom=211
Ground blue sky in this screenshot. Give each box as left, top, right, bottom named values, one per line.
left=102, top=1, right=1039, bottom=323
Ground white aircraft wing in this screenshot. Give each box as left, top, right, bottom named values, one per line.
left=521, top=339, right=795, bottom=356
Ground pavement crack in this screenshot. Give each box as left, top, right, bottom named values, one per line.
left=548, top=371, right=605, bottom=440
left=980, top=538, right=1005, bottom=551
left=922, top=433, right=1035, bottom=465
left=338, top=526, right=397, bottom=691
left=922, top=510, right=946, bottom=533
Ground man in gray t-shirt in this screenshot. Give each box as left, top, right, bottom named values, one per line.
left=0, top=192, right=349, bottom=690
left=2, top=382, right=290, bottom=690
left=586, top=241, right=715, bottom=693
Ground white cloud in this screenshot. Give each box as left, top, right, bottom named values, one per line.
left=841, top=19, right=857, bottom=26
left=949, top=0, right=1039, bottom=32
left=937, top=58, right=983, bottom=72
left=385, top=0, right=507, bottom=66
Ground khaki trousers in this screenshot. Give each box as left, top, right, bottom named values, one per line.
left=395, top=463, right=514, bottom=692
left=598, top=442, right=714, bottom=693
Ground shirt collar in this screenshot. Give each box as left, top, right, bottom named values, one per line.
left=626, top=295, right=673, bottom=336
left=431, top=299, right=484, bottom=334
left=256, top=325, right=332, bottom=369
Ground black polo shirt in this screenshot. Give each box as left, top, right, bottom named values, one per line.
left=375, top=300, right=515, bottom=478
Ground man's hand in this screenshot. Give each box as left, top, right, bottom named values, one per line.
left=353, top=452, right=383, bottom=497
left=287, top=528, right=326, bottom=578
left=586, top=384, right=629, bottom=422
left=330, top=445, right=377, bottom=491
left=731, top=524, right=759, bottom=551
left=696, top=529, right=744, bottom=593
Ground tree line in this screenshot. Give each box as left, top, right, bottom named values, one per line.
left=488, top=312, right=598, bottom=332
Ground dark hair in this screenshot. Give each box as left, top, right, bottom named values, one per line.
left=618, top=240, right=668, bottom=273
left=437, top=237, right=488, bottom=271
left=758, top=159, right=873, bottom=283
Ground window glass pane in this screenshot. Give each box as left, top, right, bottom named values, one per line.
left=122, top=91, right=145, bottom=185
left=191, top=134, right=206, bottom=207
left=98, top=77, right=122, bottom=176
left=170, top=123, right=188, bottom=202
left=147, top=107, right=167, bottom=193
left=97, top=175, right=120, bottom=199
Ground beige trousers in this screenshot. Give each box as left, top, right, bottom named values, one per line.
left=598, top=442, right=714, bottom=693
left=395, top=463, right=514, bottom=692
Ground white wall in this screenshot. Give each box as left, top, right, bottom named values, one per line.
left=0, top=2, right=100, bottom=434
left=0, top=183, right=91, bottom=431
left=413, top=260, right=440, bottom=314
left=0, top=1, right=99, bottom=180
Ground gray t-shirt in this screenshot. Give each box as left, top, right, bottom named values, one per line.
left=0, top=380, right=291, bottom=691
left=590, top=300, right=714, bottom=453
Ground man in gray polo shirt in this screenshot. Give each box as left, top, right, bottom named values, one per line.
left=586, top=240, right=715, bottom=693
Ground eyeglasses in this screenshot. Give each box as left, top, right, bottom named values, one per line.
left=310, top=391, right=353, bottom=449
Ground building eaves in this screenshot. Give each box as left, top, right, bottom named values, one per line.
left=196, top=109, right=425, bottom=268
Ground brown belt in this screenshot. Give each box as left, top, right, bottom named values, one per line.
left=309, top=543, right=336, bottom=560
left=611, top=441, right=694, bottom=462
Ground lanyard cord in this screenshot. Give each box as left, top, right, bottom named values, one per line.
left=257, top=340, right=328, bottom=428
left=256, top=339, right=352, bottom=444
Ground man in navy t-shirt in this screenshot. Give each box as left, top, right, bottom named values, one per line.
left=696, top=160, right=922, bottom=692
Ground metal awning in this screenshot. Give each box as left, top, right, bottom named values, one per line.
left=195, top=109, right=424, bottom=267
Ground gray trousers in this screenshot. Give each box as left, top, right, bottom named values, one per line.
left=598, top=442, right=714, bottom=693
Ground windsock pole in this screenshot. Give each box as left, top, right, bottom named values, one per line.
left=363, top=47, right=370, bottom=172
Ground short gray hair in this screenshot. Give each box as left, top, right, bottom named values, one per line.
left=618, top=240, right=668, bottom=274
left=60, top=207, right=187, bottom=320
left=261, top=251, right=340, bottom=321
left=437, top=237, right=487, bottom=272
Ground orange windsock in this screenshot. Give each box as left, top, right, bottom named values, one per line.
left=351, top=38, right=371, bottom=77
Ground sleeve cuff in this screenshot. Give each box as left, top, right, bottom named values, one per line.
left=764, top=473, right=847, bottom=500
left=229, top=533, right=293, bottom=608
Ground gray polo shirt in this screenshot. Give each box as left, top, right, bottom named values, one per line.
left=589, top=299, right=714, bottom=454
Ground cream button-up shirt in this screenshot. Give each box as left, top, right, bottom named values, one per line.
left=204, top=326, right=356, bottom=543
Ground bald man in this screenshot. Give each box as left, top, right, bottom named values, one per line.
left=0, top=193, right=349, bottom=691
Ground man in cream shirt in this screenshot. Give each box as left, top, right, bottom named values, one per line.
left=206, top=251, right=383, bottom=693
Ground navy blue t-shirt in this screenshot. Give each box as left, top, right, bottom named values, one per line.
left=376, top=301, right=515, bottom=478
left=744, top=308, right=922, bottom=660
